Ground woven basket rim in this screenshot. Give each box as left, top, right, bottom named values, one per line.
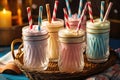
left=14, top=50, right=117, bottom=75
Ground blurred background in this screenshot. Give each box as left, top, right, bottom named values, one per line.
left=0, top=0, right=120, bottom=45
left=0, top=0, right=119, bottom=23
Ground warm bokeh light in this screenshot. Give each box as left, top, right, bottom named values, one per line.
left=3, top=8, right=6, bottom=14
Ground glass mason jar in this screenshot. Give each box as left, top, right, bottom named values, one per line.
left=86, top=19, right=110, bottom=63
left=42, top=18, right=64, bottom=62
left=22, top=25, right=49, bottom=71
left=58, top=29, right=85, bottom=73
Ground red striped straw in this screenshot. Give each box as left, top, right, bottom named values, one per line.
left=87, top=1, right=94, bottom=23
left=27, top=7, right=33, bottom=29
left=103, top=2, right=113, bottom=22
left=77, top=3, right=88, bottom=31
left=52, top=0, right=59, bottom=21
left=63, top=8, right=70, bottom=29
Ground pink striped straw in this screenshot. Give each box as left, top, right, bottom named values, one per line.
left=76, top=3, right=88, bottom=31
left=52, top=0, right=59, bottom=21
left=103, top=2, right=113, bottom=22
left=87, top=1, right=94, bottom=23
left=27, top=7, right=33, bottom=29
left=63, top=8, right=70, bottom=29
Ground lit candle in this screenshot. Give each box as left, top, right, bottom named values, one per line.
left=0, top=9, right=12, bottom=28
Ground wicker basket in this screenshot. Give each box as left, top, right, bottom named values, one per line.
left=11, top=39, right=117, bottom=80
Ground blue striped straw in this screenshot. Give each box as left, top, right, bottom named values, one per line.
left=78, top=0, right=83, bottom=18
left=65, top=0, right=72, bottom=17
left=38, top=6, right=43, bottom=31
left=100, top=1, right=105, bottom=21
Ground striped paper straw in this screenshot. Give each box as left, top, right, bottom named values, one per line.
left=65, top=0, right=72, bottom=17
left=100, top=1, right=105, bottom=21
left=38, top=6, right=43, bottom=31
left=87, top=1, right=94, bottom=23
left=78, top=0, right=83, bottom=18
left=52, top=0, right=59, bottom=21
left=63, top=8, right=70, bottom=29
left=46, top=4, right=51, bottom=23
left=77, top=3, right=87, bottom=31
left=27, top=7, right=33, bottom=29
left=103, top=2, right=113, bottom=22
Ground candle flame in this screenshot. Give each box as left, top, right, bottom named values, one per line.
left=3, top=9, right=6, bottom=14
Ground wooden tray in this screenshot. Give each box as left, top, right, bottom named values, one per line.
left=11, top=39, right=117, bottom=80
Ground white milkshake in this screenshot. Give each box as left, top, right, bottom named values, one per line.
left=42, top=19, right=64, bottom=61
left=22, top=25, right=49, bottom=71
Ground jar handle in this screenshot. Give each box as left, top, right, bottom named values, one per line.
left=11, top=39, right=23, bottom=60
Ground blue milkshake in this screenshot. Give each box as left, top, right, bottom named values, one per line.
left=86, top=19, right=110, bottom=63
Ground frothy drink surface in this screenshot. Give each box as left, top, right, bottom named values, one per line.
left=87, top=19, right=110, bottom=29
left=22, top=25, right=48, bottom=36
left=86, top=19, right=110, bottom=34
left=59, top=29, right=85, bottom=38
left=42, top=20, right=63, bottom=30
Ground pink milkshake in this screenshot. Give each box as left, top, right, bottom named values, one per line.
left=58, top=29, right=85, bottom=73
left=68, top=14, right=86, bottom=31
